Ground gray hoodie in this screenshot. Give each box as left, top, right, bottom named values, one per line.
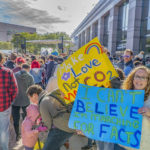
left=13, top=70, right=34, bottom=106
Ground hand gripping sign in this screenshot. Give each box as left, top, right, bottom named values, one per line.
left=69, top=84, right=144, bottom=149
left=57, top=37, right=118, bottom=104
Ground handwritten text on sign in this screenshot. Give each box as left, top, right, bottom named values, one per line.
left=68, top=84, right=144, bottom=149
left=57, top=37, right=118, bottom=104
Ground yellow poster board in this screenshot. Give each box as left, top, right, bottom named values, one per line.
left=57, top=37, right=118, bottom=104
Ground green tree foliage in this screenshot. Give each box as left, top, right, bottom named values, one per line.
left=0, top=42, right=13, bottom=50
left=11, top=32, right=71, bottom=54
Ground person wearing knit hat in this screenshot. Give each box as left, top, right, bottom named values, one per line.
left=31, top=60, right=40, bottom=69
left=30, top=60, right=44, bottom=88
left=13, top=57, right=26, bottom=73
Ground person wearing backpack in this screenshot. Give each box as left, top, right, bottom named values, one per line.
left=26, top=84, right=75, bottom=150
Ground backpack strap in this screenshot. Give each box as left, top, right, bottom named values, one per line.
left=38, top=93, right=47, bottom=105
left=38, top=91, right=73, bottom=119
left=48, top=93, right=73, bottom=113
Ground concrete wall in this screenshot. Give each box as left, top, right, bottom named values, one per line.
left=71, top=0, right=143, bottom=55
left=0, top=22, right=36, bottom=41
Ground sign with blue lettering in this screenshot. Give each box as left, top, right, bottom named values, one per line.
left=68, top=84, right=145, bottom=149
left=57, top=37, right=118, bottom=104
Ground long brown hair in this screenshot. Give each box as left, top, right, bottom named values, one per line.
left=122, top=66, right=150, bottom=101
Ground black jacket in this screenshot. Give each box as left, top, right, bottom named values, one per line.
left=46, top=61, right=57, bottom=81
left=4, top=60, right=15, bottom=69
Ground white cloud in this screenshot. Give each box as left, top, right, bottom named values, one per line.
left=0, top=0, right=99, bottom=35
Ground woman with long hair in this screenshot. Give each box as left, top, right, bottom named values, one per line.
left=122, top=66, right=150, bottom=150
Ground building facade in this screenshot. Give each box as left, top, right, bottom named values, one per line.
left=71, top=0, right=150, bottom=55
left=0, top=22, right=36, bottom=42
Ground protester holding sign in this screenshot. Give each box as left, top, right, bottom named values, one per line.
left=122, top=66, right=150, bottom=150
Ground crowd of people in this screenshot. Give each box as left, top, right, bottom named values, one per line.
left=0, top=47, right=150, bottom=150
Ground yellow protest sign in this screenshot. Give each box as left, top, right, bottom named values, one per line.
left=57, top=37, right=118, bottom=104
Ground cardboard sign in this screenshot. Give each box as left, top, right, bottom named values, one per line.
left=57, top=37, right=118, bottom=104
left=68, top=84, right=144, bottom=149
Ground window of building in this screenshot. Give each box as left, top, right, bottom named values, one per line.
left=92, top=21, right=98, bottom=38
left=140, top=0, right=150, bottom=53
left=78, top=34, right=82, bottom=48
left=116, top=0, right=129, bottom=51
left=81, top=31, right=85, bottom=46
left=103, top=14, right=109, bottom=48
left=86, top=27, right=91, bottom=43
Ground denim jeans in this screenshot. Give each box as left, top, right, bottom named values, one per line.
left=97, top=141, right=114, bottom=150
left=87, top=138, right=93, bottom=146
left=0, top=107, right=11, bottom=150
left=43, top=128, right=73, bottom=150
left=97, top=141, right=126, bottom=150
left=24, top=146, right=34, bottom=150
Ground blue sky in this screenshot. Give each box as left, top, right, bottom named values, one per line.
left=0, top=0, right=99, bottom=35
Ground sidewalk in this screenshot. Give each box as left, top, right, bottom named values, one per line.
left=9, top=119, right=24, bottom=150
left=8, top=119, right=97, bottom=150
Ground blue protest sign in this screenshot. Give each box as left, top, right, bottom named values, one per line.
left=68, top=84, right=145, bottom=149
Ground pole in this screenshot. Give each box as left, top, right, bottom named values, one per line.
left=16, top=38, right=18, bottom=54
left=37, top=138, right=42, bottom=150
left=15, top=34, right=20, bottom=54
left=24, top=37, right=26, bottom=54
left=62, top=36, right=64, bottom=53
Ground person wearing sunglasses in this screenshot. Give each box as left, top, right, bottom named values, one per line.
left=123, top=49, right=134, bottom=76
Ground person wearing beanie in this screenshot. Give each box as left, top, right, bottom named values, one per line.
left=13, top=57, right=26, bottom=73
left=31, top=60, right=40, bottom=69
left=30, top=60, right=44, bottom=88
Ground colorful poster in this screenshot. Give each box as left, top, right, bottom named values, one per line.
left=68, top=84, right=145, bottom=149
left=57, top=37, right=118, bottom=104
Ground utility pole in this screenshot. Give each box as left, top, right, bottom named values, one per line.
left=21, top=37, right=26, bottom=54
left=62, top=36, right=64, bottom=53
left=15, top=34, right=20, bottom=54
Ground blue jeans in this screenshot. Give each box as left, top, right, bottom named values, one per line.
left=24, top=146, right=33, bottom=150
left=0, top=107, right=11, bottom=150
left=87, top=138, right=92, bottom=146
left=43, top=128, right=73, bottom=150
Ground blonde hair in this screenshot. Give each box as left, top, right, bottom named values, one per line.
left=39, top=59, right=44, bottom=65
left=124, top=49, right=133, bottom=56
left=122, top=66, right=150, bottom=101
